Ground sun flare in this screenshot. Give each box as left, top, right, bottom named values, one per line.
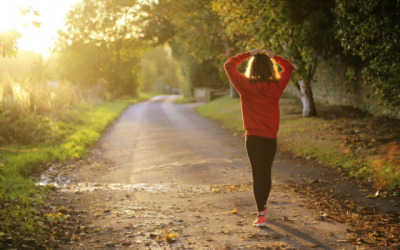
left=0, top=2, right=25, bottom=32
left=0, top=0, right=82, bottom=58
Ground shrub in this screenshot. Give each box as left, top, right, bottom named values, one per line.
left=0, top=74, right=103, bottom=146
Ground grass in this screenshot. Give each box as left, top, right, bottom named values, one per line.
left=196, top=94, right=400, bottom=190
left=175, top=95, right=197, bottom=104
left=0, top=93, right=153, bottom=247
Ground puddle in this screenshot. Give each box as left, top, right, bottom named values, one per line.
left=36, top=164, right=74, bottom=187
left=35, top=154, right=243, bottom=195
left=36, top=163, right=212, bottom=193
left=58, top=182, right=212, bottom=193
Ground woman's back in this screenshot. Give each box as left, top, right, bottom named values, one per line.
left=224, top=51, right=294, bottom=139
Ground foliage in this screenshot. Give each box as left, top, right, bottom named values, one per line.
left=0, top=74, right=100, bottom=146
left=0, top=7, right=41, bottom=58
left=211, top=0, right=348, bottom=116
left=140, top=47, right=179, bottom=92
left=54, top=0, right=145, bottom=98
left=211, top=0, right=341, bottom=87
left=170, top=41, right=224, bottom=96
left=0, top=29, right=23, bottom=58
left=141, top=0, right=226, bottom=60
left=333, top=0, right=400, bottom=114
left=139, top=0, right=230, bottom=95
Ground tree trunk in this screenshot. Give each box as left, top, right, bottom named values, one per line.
left=298, top=79, right=317, bottom=117
left=223, top=36, right=239, bottom=99
left=229, top=81, right=240, bottom=98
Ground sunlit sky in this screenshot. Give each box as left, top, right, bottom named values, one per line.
left=0, top=0, right=83, bottom=58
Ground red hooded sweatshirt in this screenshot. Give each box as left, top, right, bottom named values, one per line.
left=224, top=52, right=294, bottom=139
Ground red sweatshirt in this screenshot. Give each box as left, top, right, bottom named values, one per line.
left=224, top=52, right=294, bottom=139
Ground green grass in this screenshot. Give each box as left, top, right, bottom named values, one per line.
left=175, top=95, right=197, bottom=104
left=196, top=95, right=244, bottom=133
left=196, top=94, right=400, bottom=190
left=0, top=93, right=153, bottom=246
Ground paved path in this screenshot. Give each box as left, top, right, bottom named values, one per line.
left=98, top=95, right=250, bottom=185
left=48, top=95, right=380, bottom=249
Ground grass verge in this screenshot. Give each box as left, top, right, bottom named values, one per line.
left=175, top=95, right=196, bottom=104
left=0, top=93, right=153, bottom=247
left=196, top=94, right=400, bottom=190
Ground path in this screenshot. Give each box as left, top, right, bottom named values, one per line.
left=42, top=95, right=398, bottom=250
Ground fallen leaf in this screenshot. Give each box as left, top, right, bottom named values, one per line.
left=229, top=208, right=238, bottom=214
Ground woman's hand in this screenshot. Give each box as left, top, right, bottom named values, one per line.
left=262, top=49, right=275, bottom=58
left=249, top=49, right=262, bottom=56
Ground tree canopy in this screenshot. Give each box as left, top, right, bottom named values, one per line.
left=334, top=0, right=400, bottom=114
left=139, top=0, right=232, bottom=96
left=54, top=0, right=144, bottom=97
left=212, top=0, right=341, bottom=116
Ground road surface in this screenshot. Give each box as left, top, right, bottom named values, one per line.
left=45, top=95, right=386, bottom=250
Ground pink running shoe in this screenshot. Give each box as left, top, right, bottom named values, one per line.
left=253, top=216, right=266, bottom=227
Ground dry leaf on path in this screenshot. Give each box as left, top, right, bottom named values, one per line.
left=229, top=208, right=238, bottom=214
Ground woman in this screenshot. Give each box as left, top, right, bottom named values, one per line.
left=224, top=49, right=294, bottom=227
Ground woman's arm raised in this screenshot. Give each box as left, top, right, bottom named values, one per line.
left=269, top=52, right=294, bottom=93
left=224, top=50, right=259, bottom=93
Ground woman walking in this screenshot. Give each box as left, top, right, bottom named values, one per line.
left=224, top=49, right=294, bottom=227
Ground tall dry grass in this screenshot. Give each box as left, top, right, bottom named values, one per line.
left=0, top=74, right=104, bottom=146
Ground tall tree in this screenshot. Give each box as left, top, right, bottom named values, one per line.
left=139, top=0, right=239, bottom=97
left=54, top=0, right=144, bottom=97
left=334, top=0, right=400, bottom=115
left=212, top=0, right=341, bottom=117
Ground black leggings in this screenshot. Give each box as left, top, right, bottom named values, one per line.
left=245, top=135, right=277, bottom=212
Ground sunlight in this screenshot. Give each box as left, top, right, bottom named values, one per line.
left=0, top=0, right=82, bottom=58
left=0, top=2, right=25, bottom=32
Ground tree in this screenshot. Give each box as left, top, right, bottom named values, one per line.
left=0, top=7, right=41, bottom=58
left=333, top=0, right=400, bottom=115
left=140, top=46, right=179, bottom=92
left=53, top=0, right=144, bottom=97
left=139, top=0, right=239, bottom=97
left=212, top=0, right=341, bottom=117
left=0, top=29, right=23, bottom=58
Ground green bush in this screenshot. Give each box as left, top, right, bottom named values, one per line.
left=0, top=74, right=103, bottom=146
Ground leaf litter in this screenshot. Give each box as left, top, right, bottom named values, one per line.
left=18, top=144, right=398, bottom=250
left=274, top=180, right=400, bottom=249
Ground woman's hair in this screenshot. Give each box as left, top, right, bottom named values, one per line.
left=245, top=53, right=280, bottom=83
